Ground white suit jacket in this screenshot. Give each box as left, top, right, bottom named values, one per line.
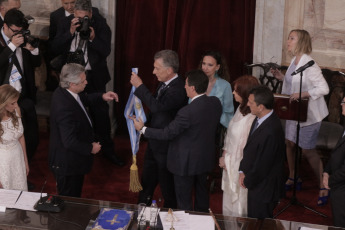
left=282, top=54, right=329, bottom=126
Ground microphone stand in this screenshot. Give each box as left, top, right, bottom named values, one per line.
left=274, top=70, right=327, bottom=218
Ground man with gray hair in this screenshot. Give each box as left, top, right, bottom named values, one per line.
left=51, top=0, right=124, bottom=166
left=0, top=0, right=20, bottom=28
left=49, top=63, right=119, bottom=197
left=130, top=50, right=187, bottom=208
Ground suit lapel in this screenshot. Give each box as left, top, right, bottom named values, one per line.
left=62, top=89, right=93, bottom=127
left=332, top=132, right=345, bottom=151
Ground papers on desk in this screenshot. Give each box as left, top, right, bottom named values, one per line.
left=159, top=210, right=215, bottom=230
left=0, top=189, right=46, bottom=211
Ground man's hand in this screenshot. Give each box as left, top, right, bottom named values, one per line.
left=323, top=172, right=330, bottom=189
left=89, top=27, right=95, bottom=41
left=70, top=17, right=80, bottom=35
left=23, top=43, right=35, bottom=51
left=10, top=33, right=24, bottom=47
left=130, top=72, right=143, bottom=88
left=239, top=173, right=246, bottom=189
left=128, top=115, right=144, bottom=131
left=91, top=142, right=101, bottom=154
left=103, top=91, right=119, bottom=102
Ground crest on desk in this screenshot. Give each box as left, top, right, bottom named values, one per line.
left=92, top=208, right=134, bottom=230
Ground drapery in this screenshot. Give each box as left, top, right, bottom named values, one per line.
left=115, top=0, right=256, bottom=133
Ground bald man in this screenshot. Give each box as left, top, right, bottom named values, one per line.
left=0, top=0, right=21, bottom=27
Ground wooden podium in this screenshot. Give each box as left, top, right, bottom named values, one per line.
left=274, top=94, right=308, bottom=122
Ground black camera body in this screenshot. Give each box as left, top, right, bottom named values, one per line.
left=76, top=16, right=91, bottom=40
left=14, top=30, right=39, bottom=48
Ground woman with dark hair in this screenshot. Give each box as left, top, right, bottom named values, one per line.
left=219, top=75, right=259, bottom=217
left=198, top=50, right=234, bottom=129
left=0, top=84, right=29, bottom=191
left=272, top=29, right=329, bottom=205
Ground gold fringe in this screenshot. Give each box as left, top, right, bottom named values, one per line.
left=129, top=155, right=143, bottom=192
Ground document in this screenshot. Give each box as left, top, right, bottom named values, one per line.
left=0, top=189, right=21, bottom=208
left=159, top=211, right=215, bottom=230
left=13, top=191, right=47, bottom=211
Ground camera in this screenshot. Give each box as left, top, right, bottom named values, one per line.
left=14, top=30, right=40, bottom=48
left=76, top=16, right=91, bottom=40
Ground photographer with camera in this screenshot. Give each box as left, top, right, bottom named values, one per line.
left=0, top=8, right=40, bottom=174
left=51, top=0, right=124, bottom=166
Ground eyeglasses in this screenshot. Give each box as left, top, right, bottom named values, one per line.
left=341, top=101, right=345, bottom=105
left=8, top=27, right=20, bottom=34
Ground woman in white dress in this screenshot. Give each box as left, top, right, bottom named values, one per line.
left=0, top=84, right=29, bottom=191
left=219, top=75, right=259, bottom=217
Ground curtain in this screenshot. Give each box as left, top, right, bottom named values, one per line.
left=115, top=0, right=256, bottom=133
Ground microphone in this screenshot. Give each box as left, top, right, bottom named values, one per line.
left=39, top=179, right=47, bottom=203
left=291, top=60, right=315, bottom=76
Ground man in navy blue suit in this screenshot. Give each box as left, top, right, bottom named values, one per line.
left=49, top=63, right=119, bottom=197
left=130, top=50, right=187, bottom=208
left=131, top=69, right=221, bottom=212
left=239, top=85, right=285, bottom=219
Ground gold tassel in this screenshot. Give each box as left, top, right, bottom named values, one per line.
left=129, top=155, right=143, bottom=192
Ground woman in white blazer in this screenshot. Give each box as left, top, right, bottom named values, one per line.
left=272, top=29, right=329, bottom=206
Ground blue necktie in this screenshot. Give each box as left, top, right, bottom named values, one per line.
left=250, top=118, right=259, bottom=135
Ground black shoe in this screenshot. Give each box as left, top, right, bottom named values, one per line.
left=104, top=153, right=125, bottom=166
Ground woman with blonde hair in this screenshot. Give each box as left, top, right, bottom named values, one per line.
left=272, top=29, right=329, bottom=205
left=0, top=84, right=29, bottom=191
left=219, top=75, right=259, bottom=216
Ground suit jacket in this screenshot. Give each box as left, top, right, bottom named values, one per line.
left=51, top=9, right=111, bottom=89
left=324, top=133, right=345, bottom=227
left=48, top=7, right=100, bottom=55
left=134, top=77, right=187, bottom=162
left=144, top=95, right=222, bottom=176
left=0, top=33, right=40, bottom=101
left=239, top=112, right=285, bottom=203
left=48, top=87, right=102, bottom=176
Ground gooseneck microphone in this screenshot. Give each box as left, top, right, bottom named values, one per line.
left=39, top=179, right=47, bottom=203
left=291, top=60, right=315, bottom=76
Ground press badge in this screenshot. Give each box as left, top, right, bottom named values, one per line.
left=10, top=67, right=22, bottom=83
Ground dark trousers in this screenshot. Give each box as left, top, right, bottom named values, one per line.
left=174, top=173, right=209, bottom=212
left=54, top=173, right=84, bottom=197
left=19, top=97, right=39, bottom=162
left=138, top=146, right=177, bottom=208
left=247, top=191, right=276, bottom=219
left=331, top=190, right=345, bottom=228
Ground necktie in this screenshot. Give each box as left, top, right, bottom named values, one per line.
left=250, top=118, right=259, bottom=135
left=156, top=82, right=166, bottom=99
left=76, top=95, right=92, bottom=126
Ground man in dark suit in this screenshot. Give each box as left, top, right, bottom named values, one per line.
left=51, top=0, right=124, bottom=166
left=0, top=0, right=20, bottom=28
left=49, top=63, right=119, bottom=197
left=239, top=85, right=285, bottom=219
left=0, top=9, right=40, bottom=163
left=131, top=69, right=222, bottom=212
left=323, top=97, right=345, bottom=228
left=130, top=50, right=187, bottom=208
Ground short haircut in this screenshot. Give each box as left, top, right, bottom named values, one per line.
left=74, top=0, right=92, bottom=11
left=249, top=85, right=274, bottom=110
left=186, top=69, right=208, bottom=94
left=59, top=63, right=85, bottom=88
left=290, top=29, right=312, bottom=55
left=154, top=50, right=179, bottom=73
left=233, top=75, right=260, bottom=116
left=3, top=8, right=25, bottom=27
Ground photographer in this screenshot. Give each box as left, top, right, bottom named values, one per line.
left=0, top=8, right=40, bottom=167
left=51, top=0, right=124, bottom=166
